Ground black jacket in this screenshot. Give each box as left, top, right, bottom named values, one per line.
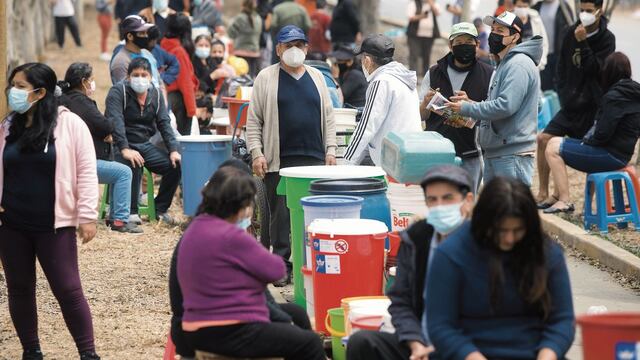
left=340, top=67, right=368, bottom=108
left=59, top=90, right=114, bottom=161
left=105, top=81, right=178, bottom=153
left=330, top=0, right=360, bottom=44
left=583, top=79, right=640, bottom=163
left=556, top=18, right=616, bottom=113
left=387, top=220, right=434, bottom=346
left=426, top=55, right=494, bottom=159
left=532, top=0, right=572, bottom=55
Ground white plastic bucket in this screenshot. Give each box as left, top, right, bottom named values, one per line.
left=386, top=179, right=428, bottom=231
left=334, top=108, right=357, bottom=161
left=347, top=298, right=391, bottom=335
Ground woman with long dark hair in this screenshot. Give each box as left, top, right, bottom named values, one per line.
left=0, top=63, right=100, bottom=359
left=192, top=35, right=236, bottom=98
left=228, top=0, right=263, bottom=77
left=161, top=13, right=199, bottom=135
left=58, top=63, right=141, bottom=233
left=543, top=52, right=640, bottom=213
left=426, top=177, right=575, bottom=360
left=176, top=166, right=325, bottom=359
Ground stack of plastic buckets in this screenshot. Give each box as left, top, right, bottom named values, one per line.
left=386, top=176, right=428, bottom=231
left=307, top=218, right=388, bottom=334
left=300, top=195, right=364, bottom=321
left=277, top=165, right=386, bottom=307
left=177, top=135, right=233, bottom=216
left=333, top=108, right=358, bottom=165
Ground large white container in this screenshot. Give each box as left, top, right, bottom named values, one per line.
left=334, top=108, right=358, bottom=162
left=387, top=179, right=428, bottom=231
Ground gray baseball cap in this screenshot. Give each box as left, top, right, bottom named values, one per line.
left=420, top=164, right=473, bottom=191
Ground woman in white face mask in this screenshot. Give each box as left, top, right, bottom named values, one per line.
left=513, top=0, right=549, bottom=70
left=192, top=35, right=236, bottom=100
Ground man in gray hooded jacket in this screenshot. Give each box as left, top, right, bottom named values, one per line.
left=448, top=11, right=542, bottom=186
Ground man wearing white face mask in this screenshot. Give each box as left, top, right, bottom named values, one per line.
left=347, top=165, right=474, bottom=360
left=247, top=25, right=337, bottom=286
left=344, top=34, right=423, bottom=166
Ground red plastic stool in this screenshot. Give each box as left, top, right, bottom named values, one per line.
left=605, top=166, right=640, bottom=213
left=163, top=333, right=176, bottom=360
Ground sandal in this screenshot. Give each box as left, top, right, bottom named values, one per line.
left=537, top=195, right=558, bottom=210
left=543, top=201, right=575, bottom=214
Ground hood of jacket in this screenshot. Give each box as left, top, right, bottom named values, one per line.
left=608, top=79, right=640, bottom=110
left=368, top=61, right=417, bottom=91
left=502, top=35, right=543, bottom=66
left=160, top=37, right=183, bottom=52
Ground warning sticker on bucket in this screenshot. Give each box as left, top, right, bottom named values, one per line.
left=316, top=254, right=341, bottom=274
left=313, top=239, right=348, bottom=254
left=615, top=342, right=640, bottom=360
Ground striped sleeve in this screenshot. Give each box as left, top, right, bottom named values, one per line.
left=344, top=80, right=388, bottom=164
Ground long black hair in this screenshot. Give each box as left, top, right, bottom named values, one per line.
left=165, top=13, right=195, bottom=59
left=196, top=165, right=257, bottom=218
left=58, top=62, right=92, bottom=94
left=5, top=63, right=58, bottom=153
left=600, top=52, right=632, bottom=91
left=471, top=177, right=552, bottom=319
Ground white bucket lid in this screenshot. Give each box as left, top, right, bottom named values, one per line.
left=177, top=135, right=233, bottom=142
left=279, top=165, right=385, bottom=179
left=308, top=218, right=388, bottom=236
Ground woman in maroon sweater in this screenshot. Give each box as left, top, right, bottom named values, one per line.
left=177, top=166, right=325, bottom=359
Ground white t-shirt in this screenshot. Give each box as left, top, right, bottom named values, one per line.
left=407, top=1, right=437, bottom=38
left=53, top=0, right=75, bottom=17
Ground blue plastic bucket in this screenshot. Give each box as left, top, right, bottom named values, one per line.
left=178, top=135, right=233, bottom=216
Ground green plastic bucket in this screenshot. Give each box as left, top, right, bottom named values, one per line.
left=325, top=307, right=346, bottom=360
left=277, top=165, right=386, bottom=307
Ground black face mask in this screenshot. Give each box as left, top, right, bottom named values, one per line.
left=211, top=57, right=224, bottom=66
left=451, top=44, right=477, bottom=65
left=488, top=32, right=508, bottom=55
left=132, top=34, right=150, bottom=50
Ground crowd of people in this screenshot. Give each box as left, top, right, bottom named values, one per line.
left=0, top=0, right=639, bottom=359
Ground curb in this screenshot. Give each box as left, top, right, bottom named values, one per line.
left=541, top=213, right=640, bottom=280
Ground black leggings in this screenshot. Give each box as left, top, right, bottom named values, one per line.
left=184, top=321, right=325, bottom=360
left=54, top=16, right=82, bottom=48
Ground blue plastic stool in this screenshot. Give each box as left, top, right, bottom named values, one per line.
left=584, top=171, right=640, bottom=233
left=537, top=96, right=553, bottom=131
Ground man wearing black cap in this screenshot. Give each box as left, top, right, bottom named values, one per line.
left=330, top=45, right=368, bottom=108
left=247, top=25, right=336, bottom=286
left=110, top=15, right=156, bottom=85
left=348, top=165, right=474, bottom=360
left=343, top=34, right=422, bottom=166
left=448, top=11, right=543, bottom=187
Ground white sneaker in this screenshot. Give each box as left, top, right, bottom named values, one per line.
left=128, top=214, right=143, bottom=225
left=139, top=193, right=148, bottom=207
left=99, top=52, right=111, bottom=62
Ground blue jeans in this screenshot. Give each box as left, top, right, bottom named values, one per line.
left=484, top=154, right=535, bottom=187
left=460, top=156, right=483, bottom=194
left=97, top=159, right=133, bottom=222
left=560, top=138, right=627, bottom=173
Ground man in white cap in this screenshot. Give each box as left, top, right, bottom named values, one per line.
left=419, top=22, right=494, bottom=194
left=448, top=11, right=543, bottom=186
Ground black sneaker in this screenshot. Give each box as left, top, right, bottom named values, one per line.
left=22, top=349, right=43, bottom=360
left=79, top=351, right=101, bottom=360
left=110, top=220, right=144, bottom=234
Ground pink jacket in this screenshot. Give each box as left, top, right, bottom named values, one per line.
left=0, top=106, right=99, bottom=229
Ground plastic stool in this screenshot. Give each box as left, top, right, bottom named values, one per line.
left=543, top=90, right=561, bottom=117
left=537, top=96, right=553, bottom=131
left=584, top=170, right=640, bottom=233
left=162, top=333, right=176, bottom=360
left=605, top=166, right=640, bottom=213
left=99, top=167, right=156, bottom=222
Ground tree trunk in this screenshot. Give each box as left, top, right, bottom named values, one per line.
left=352, top=0, right=380, bottom=36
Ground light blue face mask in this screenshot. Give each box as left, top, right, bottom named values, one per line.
left=153, top=0, right=169, bottom=11
left=9, top=87, right=38, bottom=114
left=193, top=0, right=203, bottom=6
left=236, top=217, right=251, bottom=230
left=195, top=46, right=211, bottom=60
left=130, top=76, right=150, bottom=94
left=426, top=202, right=464, bottom=235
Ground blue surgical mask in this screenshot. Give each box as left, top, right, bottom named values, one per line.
left=153, top=0, right=169, bottom=11
left=130, top=76, right=150, bottom=94
left=236, top=217, right=251, bottom=230
left=194, top=0, right=203, bottom=6
left=195, top=46, right=211, bottom=60
left=426, top=202, right=464, bottom=235
left=8, top=87, right=38, bottom=114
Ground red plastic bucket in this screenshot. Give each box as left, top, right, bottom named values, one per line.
left=309, top=219, right=388, bottom=334
left=351, top=315, right=384, bottom=333
left=386, top=231, right=401, bottom=271
left=222, top=97, right=249, bottom=128
left=577, top=313, right=640, bottom=360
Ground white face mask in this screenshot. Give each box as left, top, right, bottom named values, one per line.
left=579, top=11, right=597, bottom=27
left=281, top=46, right=306, bottom=68
left=130, top=76, right=150, bottom=94
left=195, top=46, right=211, bottom=60
left=514, top=7, right=529, bottom=19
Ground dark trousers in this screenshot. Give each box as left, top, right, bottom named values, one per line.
left=408, top=36, right=435, bottom=78
left=346, top=330, right=410, bottom=360
left=54, top=16, right=82, bottom=48
left=184, top=321, right=325, bottom=360
left=0, top=226, right=95, bottom=353
left=540, top=52, right=558, bottom=91
left=263, top=156, right=324, bottom=272
left=238, top=55, right=260, bottom=78
left=116, top=142, right=181, bottom=215
left=168, top=91, right=190, bottom=135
